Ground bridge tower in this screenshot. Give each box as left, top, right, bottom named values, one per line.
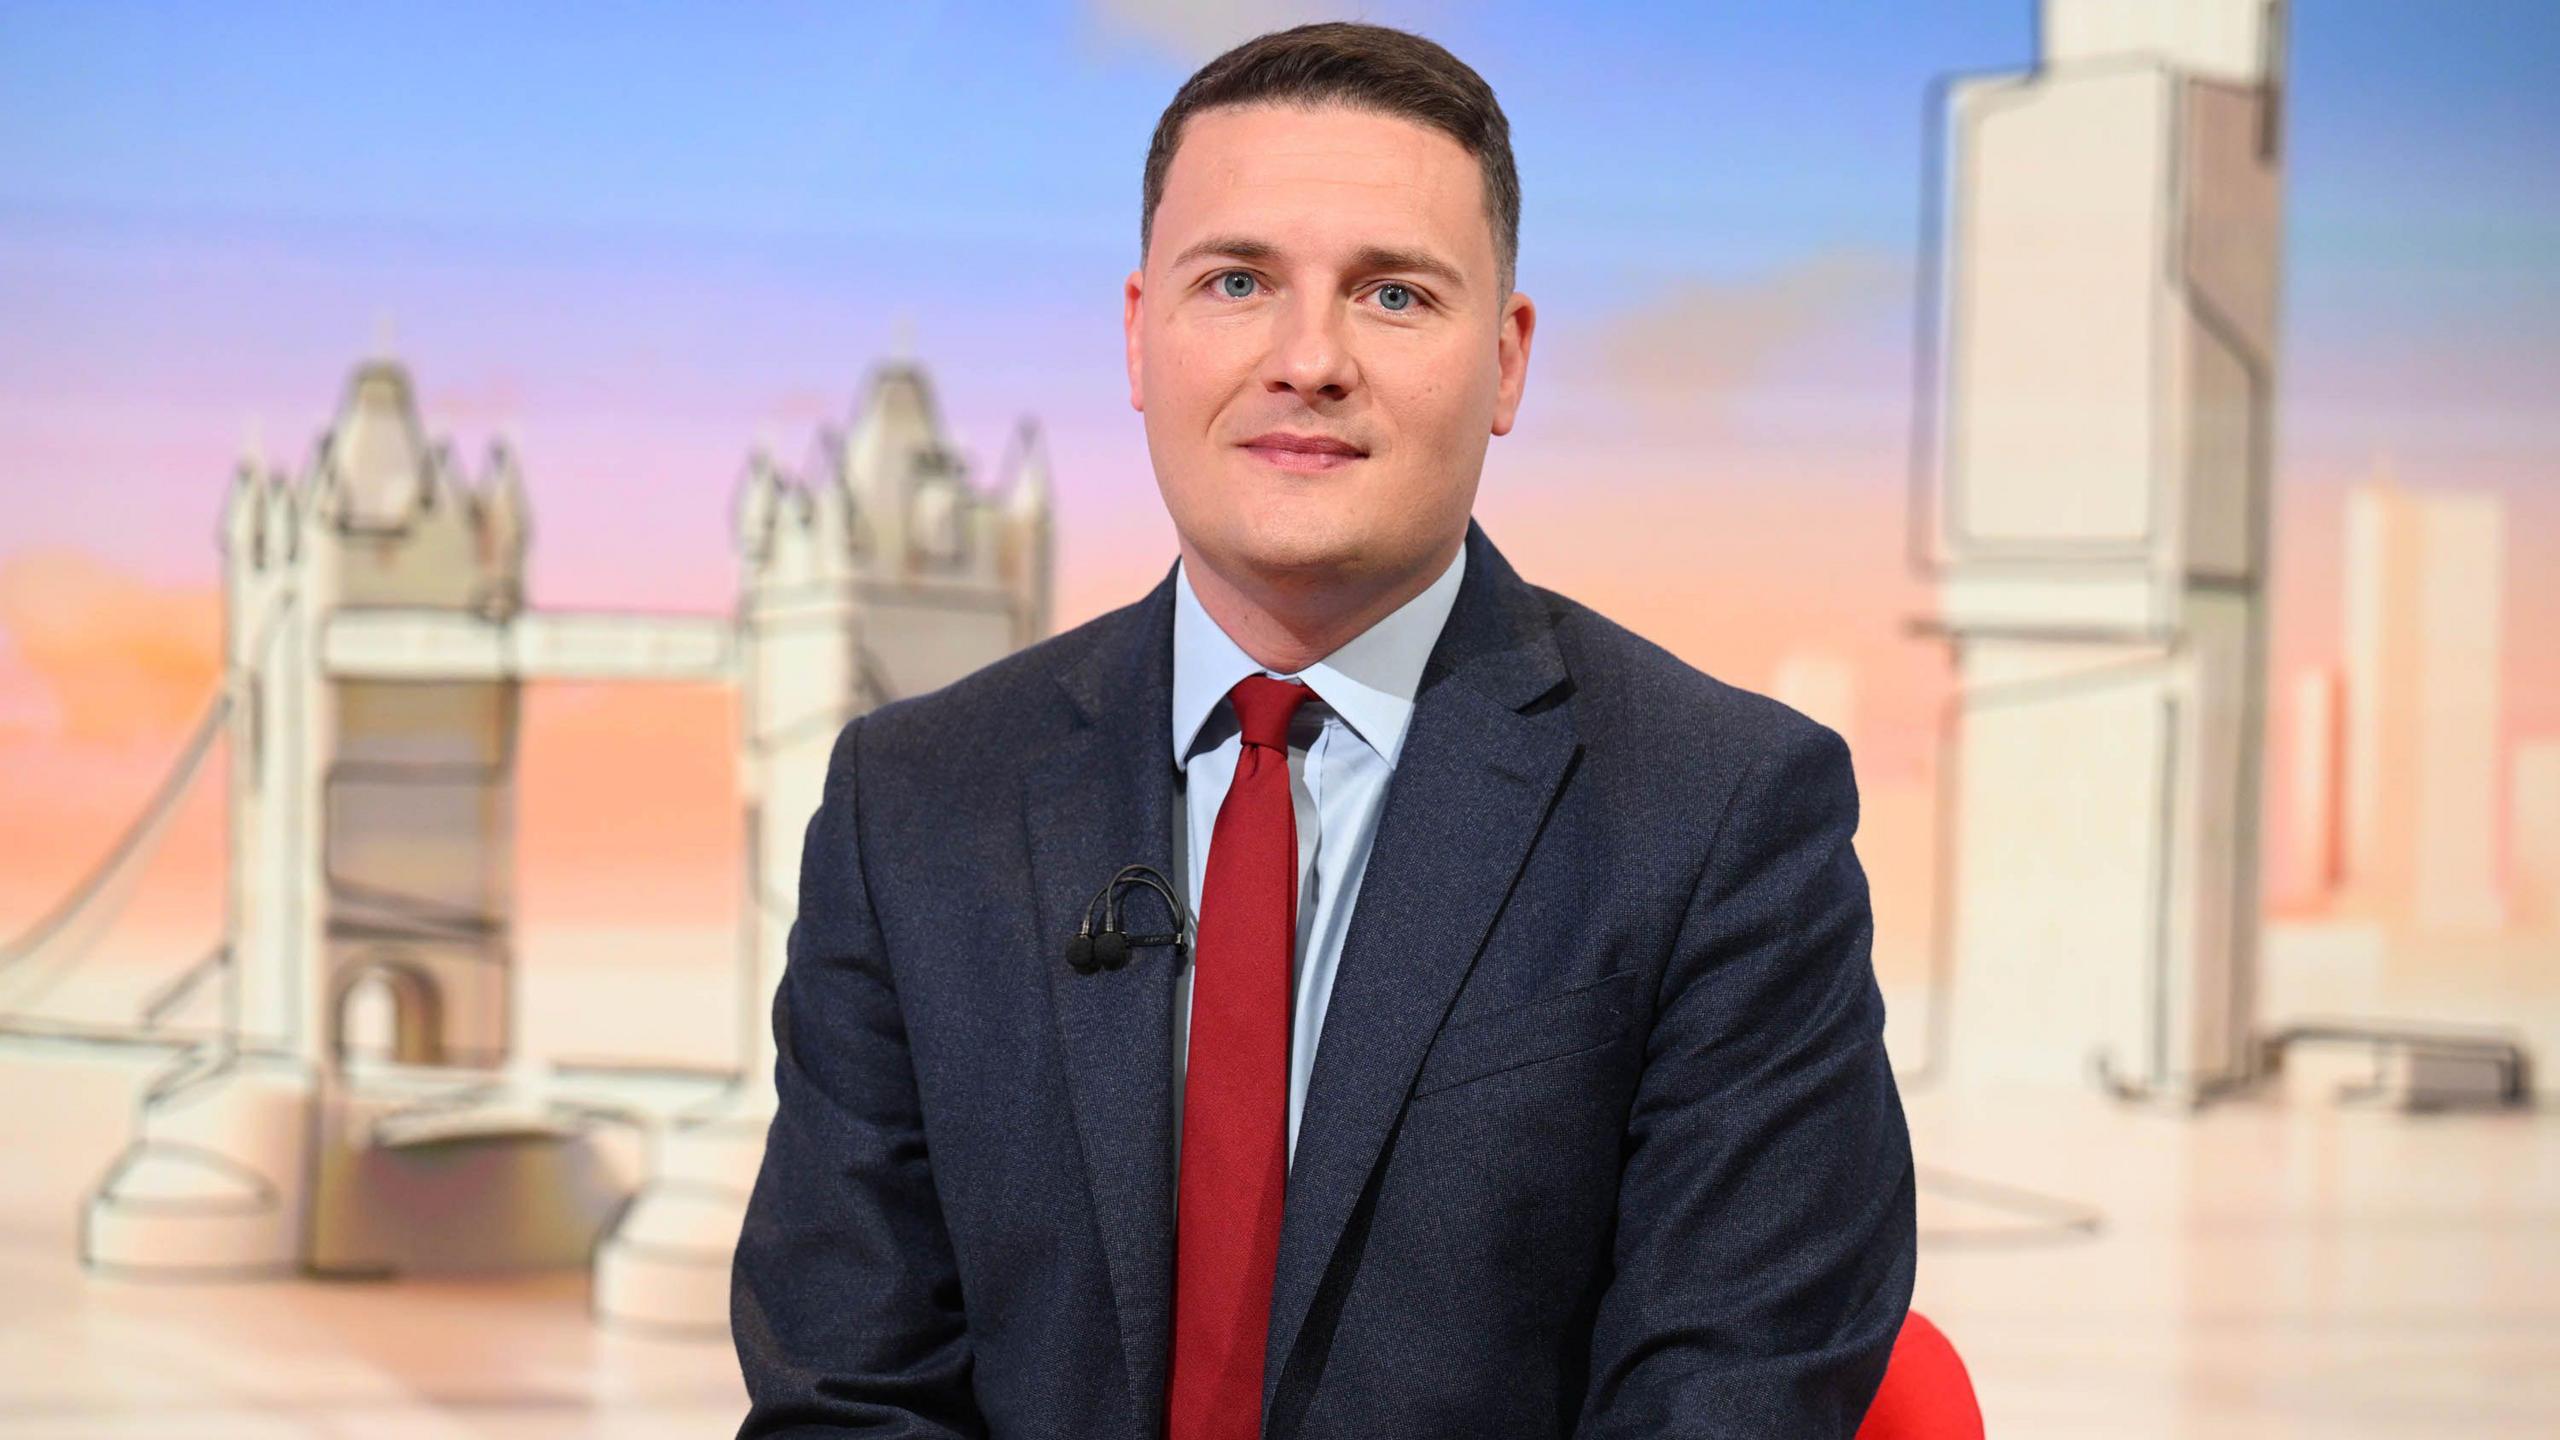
left=594, top=361, right=1052, bottom=1329
left=85, top=357, right=534, bottom=1274
left=228, top=357, right=529, bottom=1067
left=733, top=362, right=1052, bottom=1094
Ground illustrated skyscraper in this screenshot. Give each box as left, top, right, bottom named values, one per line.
left=2336, top=472, right=2508, bottom=934
left=1922, top=0, right=2287, bottom=1095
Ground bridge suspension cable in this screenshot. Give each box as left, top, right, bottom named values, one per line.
left=0, top=688, right=230, bottom=1017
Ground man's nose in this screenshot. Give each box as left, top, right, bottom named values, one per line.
left=1261, top=293, right=1358, bottom=402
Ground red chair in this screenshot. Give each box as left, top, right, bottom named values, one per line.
left=1853, top=1311, right=1983, bottom=1439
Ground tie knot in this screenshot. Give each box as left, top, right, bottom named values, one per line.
left=1227, top=673, right=1317, bottom=752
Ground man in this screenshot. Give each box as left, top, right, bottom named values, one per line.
left=732, top=21, right=1915, bottom=1440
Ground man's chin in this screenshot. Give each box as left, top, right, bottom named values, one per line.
left=1219, top=524, right=1372, bottom=582
left=1176, top=536, right=1361, bottom=612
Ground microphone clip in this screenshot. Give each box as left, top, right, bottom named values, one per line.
left=1066, top=864, right=1191, bottom=975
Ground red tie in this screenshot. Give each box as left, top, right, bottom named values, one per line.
left=1167, top=673, right=1318, bottom=1440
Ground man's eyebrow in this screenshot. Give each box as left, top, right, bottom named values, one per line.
left=1165, top=235, right=1468, bottom=293
left=1348, top=245, right=1466, bottom=292
left=1166, top=235, right=1281, bottom=273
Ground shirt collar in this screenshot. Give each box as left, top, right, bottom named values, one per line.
left=1170, top=539, right=1467, bottom=772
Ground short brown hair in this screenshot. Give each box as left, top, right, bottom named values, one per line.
left=1139, top=21, right=1521, bottom=294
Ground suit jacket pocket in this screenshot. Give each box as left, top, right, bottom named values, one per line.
left=1410, top=967, right=1642, bottom=1100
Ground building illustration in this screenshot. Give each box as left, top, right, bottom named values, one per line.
left=1915, top=0, right=2287, bottom=1097
left=2334, top=472, right=2508, bottom=934
left=0, top=355, right=1051, bottom=1334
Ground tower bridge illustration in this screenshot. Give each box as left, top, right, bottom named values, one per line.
left=0, top=355, right=1052, bottom=1333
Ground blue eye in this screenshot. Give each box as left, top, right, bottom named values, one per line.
left=1217, top=270, right=1257, bottom=299
left=1376, top=283, right=1415, bottom=312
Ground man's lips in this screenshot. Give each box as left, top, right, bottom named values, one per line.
left=1237, top=432, right=1367, bottom=472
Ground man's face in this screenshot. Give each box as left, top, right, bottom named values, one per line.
left=1125, top=102, right=1535, bottom=596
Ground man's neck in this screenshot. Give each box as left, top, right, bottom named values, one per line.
left=1179, top=534, right=1462, bottom=676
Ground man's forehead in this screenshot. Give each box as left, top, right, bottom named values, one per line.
left=1189, top=106, right=1455, bottom=181
left=1192, top=106, right=1454, bottom=170
left=1159, top=104, right=1487, bottom=265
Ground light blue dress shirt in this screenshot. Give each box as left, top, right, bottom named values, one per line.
left=1168, top=540, right=1468, bottom=1172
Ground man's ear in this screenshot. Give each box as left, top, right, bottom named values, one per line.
left=1490, top=289, right=1537, bottom=437
left=1123, top=268, right=1146, bottom=413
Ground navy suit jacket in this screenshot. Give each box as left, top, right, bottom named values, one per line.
left=733, top=518, right=1916, bottom=1438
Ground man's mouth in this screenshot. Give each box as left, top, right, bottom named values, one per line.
left=1238, top=431, right=1367, bottom=472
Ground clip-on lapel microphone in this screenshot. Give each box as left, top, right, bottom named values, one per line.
left=1066, top=863, right=1192, bottom=975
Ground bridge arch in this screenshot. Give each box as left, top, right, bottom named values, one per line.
left=331, top=954, right=445, bottom=1065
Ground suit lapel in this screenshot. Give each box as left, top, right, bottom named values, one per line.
left=1025, top=559, right=1183, bottom=1420
left=1259, top=520, right=1581, bottom=1424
